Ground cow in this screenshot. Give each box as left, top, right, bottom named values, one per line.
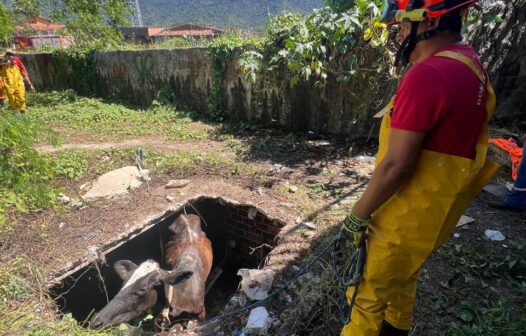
left=90, top=214, right=213, bottom=328
left=90, top=259, right=192, bottom=328
left=163, top=214, right=213, bottom=321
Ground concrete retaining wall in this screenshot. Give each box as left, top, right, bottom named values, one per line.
left=20, top=48, right=393, bottom=137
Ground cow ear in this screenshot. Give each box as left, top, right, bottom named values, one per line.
left=237, top=268, right=250, bottom=278
left=114, top=260, right=138, bottom=280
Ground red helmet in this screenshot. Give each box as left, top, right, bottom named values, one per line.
left=381, top=0, right=478, bottom=25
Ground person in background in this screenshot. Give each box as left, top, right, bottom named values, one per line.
left=0, top=53, right=27, bottom=113
left=491, top=142, right=526, bottom=211
left=6, top=50, right=35, bottom=92
left=0, top=74, right=5, bottom=111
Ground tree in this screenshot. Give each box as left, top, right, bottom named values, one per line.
left=0, top=3, right=14, bottom=43
left=468, top=0, right=526, bottom=131
left=4, top=0, right=132, bottom=47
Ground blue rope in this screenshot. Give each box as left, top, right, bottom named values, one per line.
left=203, top=233, right=367, bottom=327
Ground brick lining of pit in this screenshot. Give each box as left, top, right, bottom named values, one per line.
left=49, top=196, right=283, bottom=327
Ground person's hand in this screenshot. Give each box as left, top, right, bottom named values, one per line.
left=332, top=212, right=369, bottom=273
left=340, top=212, right=369, bottom=247
left=30, top=85, right=36, bottom=92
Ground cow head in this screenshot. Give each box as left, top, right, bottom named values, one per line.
left=90, top=259, right=192, bottom=329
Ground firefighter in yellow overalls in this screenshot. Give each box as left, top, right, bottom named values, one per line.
left=335, top=1, right=498, bottom=335
left=0, top=53, right=26, bottom=113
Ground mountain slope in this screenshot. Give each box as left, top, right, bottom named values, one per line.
left=139, top=0, right=323, bottom=30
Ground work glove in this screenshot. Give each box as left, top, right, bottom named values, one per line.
left=333, top=212, right=369, bottom=278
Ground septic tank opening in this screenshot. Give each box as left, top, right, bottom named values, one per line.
left=49, top=197, right=282, bottom=328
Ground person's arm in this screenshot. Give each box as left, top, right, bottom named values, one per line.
left=352, top=128, right=426, bottom=219
left=15, top=57, right=35, bottom=91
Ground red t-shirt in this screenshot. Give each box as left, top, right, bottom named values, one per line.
left=391, top=43, right=488, bottom=159
left=13, top=56, right=27, bottom=77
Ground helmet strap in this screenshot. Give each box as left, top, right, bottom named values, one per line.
left=395, top=21, right=419, bottom=67
left=395, top=24, right=440, bottom=67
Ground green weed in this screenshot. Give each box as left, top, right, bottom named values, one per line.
left=0, top=258, right=119, bottom=335
left=28, top=91, right=210, bottom=141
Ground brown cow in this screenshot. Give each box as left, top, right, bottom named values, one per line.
left=90, top=214, right=212, bottom=328
left=164, top=214, right=213, bottom=321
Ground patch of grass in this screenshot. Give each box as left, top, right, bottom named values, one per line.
left=430, top=240, right=526, bottom=335
left=27, top=91, right=210, bottom=141
left=148, top=150, right=265, bottom=179
left=0, top=258, right=119, bottom=335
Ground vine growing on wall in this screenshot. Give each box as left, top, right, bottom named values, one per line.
left=50, top=47, right=97, bottom=95
left=207, top=33, right=264, bottom=118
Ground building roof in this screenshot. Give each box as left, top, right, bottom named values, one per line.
left=15, top=16, right=65, bottom=32
left=152, top=24, right=224, bottom=37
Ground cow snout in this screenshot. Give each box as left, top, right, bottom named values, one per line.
left=90, top=316, right=104, bottom=329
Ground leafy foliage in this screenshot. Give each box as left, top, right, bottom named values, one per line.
left=0, top=113, right=58, bottom=231
left=237, top=0, right=390, bottom=87
left=0, top=3, right=13, bottom=42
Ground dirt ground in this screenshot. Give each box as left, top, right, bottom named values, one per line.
left=1, top=115, right=525, bottom=335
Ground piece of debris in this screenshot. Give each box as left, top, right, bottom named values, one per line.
left=456, top=215, right=475, bottom=227
left=353, top=155, right=376, bottom=163
left=238, top=269, right=275, bottom=301
left=300, top=221, right=317, bottom=230
left=483, top=184, right=508, bottom=199
left=57, top=193, right=71, bottom=204
left=453, top=233, right=460, bottom=238
left=58, top=222, right=66, bottom=230
left=289, top=185, right=298, bottom=193
left=245, top=307, right=271, bottom=336
left=484, top=229, right=506, bottom=241
left=79, top=183, right=88, bottom=190
left=166, top=195, right=176, bottom=203
left=83, top=231, right=98, bottom=241
left=68, top=201, right=83, bottom=208
left=248, top=207, right=258, bottom=220
left=165, top=179, right=191, bottom=189
left=100, top=155, right=111, bottom=163
left=82, top=166, right=149, bottom=200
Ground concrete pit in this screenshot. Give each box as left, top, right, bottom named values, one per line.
left=49, top=197, right=282, bottom=328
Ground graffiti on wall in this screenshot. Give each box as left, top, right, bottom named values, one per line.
left=112, top=63, right=128, bottom=79
left=134, top=54, right=154, bottom=87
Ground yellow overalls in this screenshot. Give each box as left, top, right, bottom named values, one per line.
left=0, top=63, right=26, bottom=112
left=341, top=51, right=498, bottom=336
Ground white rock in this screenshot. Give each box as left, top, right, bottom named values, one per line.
left=245, top=307, right=270, bottom=336
left=453, top=233, right=460, bottom=238
left=58, top=222, right=66, bottom=229
left=79, top=183, right=88, bottom=190
left=69, top=201, right=83, bottom=208
left=82, top=166, right=146, bottom=201
left=57, top=193, right=71, bottom=204
left=100, top=155, right=111, bottom=162
left=238, top=269, right=275, bottom=301
left=301, top=221, right=317, bottom=230
left=166, top=195, right=176, bottom=203
left=165, top=179, right=190, bottom=189
left=485, top=229, right=506, bottom=241
left=289, top=185, right=298, bottom=193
